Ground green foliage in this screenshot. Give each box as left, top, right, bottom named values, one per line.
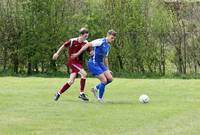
left=0, top=0, right=200, bottom=77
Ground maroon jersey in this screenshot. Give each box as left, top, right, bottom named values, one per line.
left=64, top=37, right=88, bottom=66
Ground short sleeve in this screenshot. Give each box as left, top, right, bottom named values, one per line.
left=91, top=39, right=103, bottom=47
left=64, top=40, right=71, bottom=47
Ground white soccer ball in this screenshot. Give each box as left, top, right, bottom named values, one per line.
left=139, top=94, right=149, bottom=103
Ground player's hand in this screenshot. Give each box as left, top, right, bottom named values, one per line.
left=52, top=53, right=59, bottom=60
left=89, top=50, right=94, bottom=56
left=71, top=53, right=78, bottom=59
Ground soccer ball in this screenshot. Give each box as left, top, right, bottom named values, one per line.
left=139, top=94, right=149, bottom=103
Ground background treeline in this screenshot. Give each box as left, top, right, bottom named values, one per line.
left=0, top=0, right=200, bottom=77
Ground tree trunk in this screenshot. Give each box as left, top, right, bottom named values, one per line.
left=34, top=63, right=39, bottom=73
left=182, top=23, right=187, bottom=74
left=50, top=59, right=57, bottom=72
left=13, top=53, right=19, bottom=74
left=27, top=58, right=32, bottom=75
left=41, top=61, right=44, bottom=73
left=117, top=55, right=123, bottom=70
left=177, top=37, right=183, bottom=74
left=161, top=41, right=165, bottom=75
left=3, top=47, right=7, bottom=71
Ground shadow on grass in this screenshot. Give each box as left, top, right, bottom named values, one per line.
left=55, top=99, right=134, bottom=105
left=105, top=100, right=134, bottom=105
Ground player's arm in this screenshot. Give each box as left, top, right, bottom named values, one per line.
left=87, top=46, right=93, bottom=56
left=71, top=42, right=93, bottom=59
left=52, top=41, right=70, bottom=60
left=104, top=56, right=109, bottom=68
left=104, top=48, right=110, bottom=68
left=104, top=56, right=113, bottom=74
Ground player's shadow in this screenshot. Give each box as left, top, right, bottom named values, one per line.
left=104, top=100, right=133, bottom=105
left=57, top=99, right=133, bottom=105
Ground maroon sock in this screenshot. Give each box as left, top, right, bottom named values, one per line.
left=59, top=83, right=70, bottom=94
left=80, top=78, right=86, bottom=92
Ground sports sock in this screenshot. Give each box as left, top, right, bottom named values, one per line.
left=80, top=78, right=86, bottom=92
left=59, top=83, right=70, bottom=94
left=106, top=80, right=112, bottom=85
left=80, top=92, right=84, bottom=95
left=95, top=83, right=101, bottom=90
left=99, top=82, right=106, bottom=99
left=95, top=79, right=112, bottom=90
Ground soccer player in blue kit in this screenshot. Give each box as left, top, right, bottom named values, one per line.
left=71, top=30, right=117, bottom=102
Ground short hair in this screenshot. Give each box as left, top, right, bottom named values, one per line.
left=107, top=29, right=117, bottom=36
left=79, top=27, right=89, bottom=35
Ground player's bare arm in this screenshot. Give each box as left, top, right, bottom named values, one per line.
left=52, top=44, right=66, bottom=60
left=104, top=56, right=109, bottom=68
left=104, top=56, right=113, bottom=74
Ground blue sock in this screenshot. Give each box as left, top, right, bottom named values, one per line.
left=106, top=80, right=112, bottom=85
left=96, top=80, right=112, bottom=90
left=99, top=82, right=106, bottom=99
left=95, top=83, right=101, bottom=90
left=96, top=80, right=112, bottom=89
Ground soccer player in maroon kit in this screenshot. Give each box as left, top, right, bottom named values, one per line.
left=52, top=28, right=90, bottom=101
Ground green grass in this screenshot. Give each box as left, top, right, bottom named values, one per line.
left=0, top=77, right=200, bottom=135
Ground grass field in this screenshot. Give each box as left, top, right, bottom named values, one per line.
left=0, top=77, right=200, bottom=135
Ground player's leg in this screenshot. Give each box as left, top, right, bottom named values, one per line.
left=96, top=73, right=107, bottom=102
left=54, top=73, right=77, bottom=101
left=104, top=70, right=113, bottom=85
left=94, top=64, right=113, bottom=102
left=88, top=61, right=106, bottom=100
left=78, top=68, right=89, bottom=101
left=60, top=73, right=77, bottom=93
left=78, top=69, right=87, bottom=93
left=94, top=64, right=112, bottom=90
left=71, top=63, right=89, bottom=101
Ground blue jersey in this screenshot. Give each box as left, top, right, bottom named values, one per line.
left=89, top=38, right=110, bottom=63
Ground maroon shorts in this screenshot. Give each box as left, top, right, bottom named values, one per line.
left=68, top=63, right=83, bottom=73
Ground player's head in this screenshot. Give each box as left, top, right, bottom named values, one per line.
left=79, top=27, right=89, bottom=40
left=106, top=29, right=117, bottom=43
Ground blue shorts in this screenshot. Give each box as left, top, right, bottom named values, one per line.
left=88, top=60, right=108, bottom=76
